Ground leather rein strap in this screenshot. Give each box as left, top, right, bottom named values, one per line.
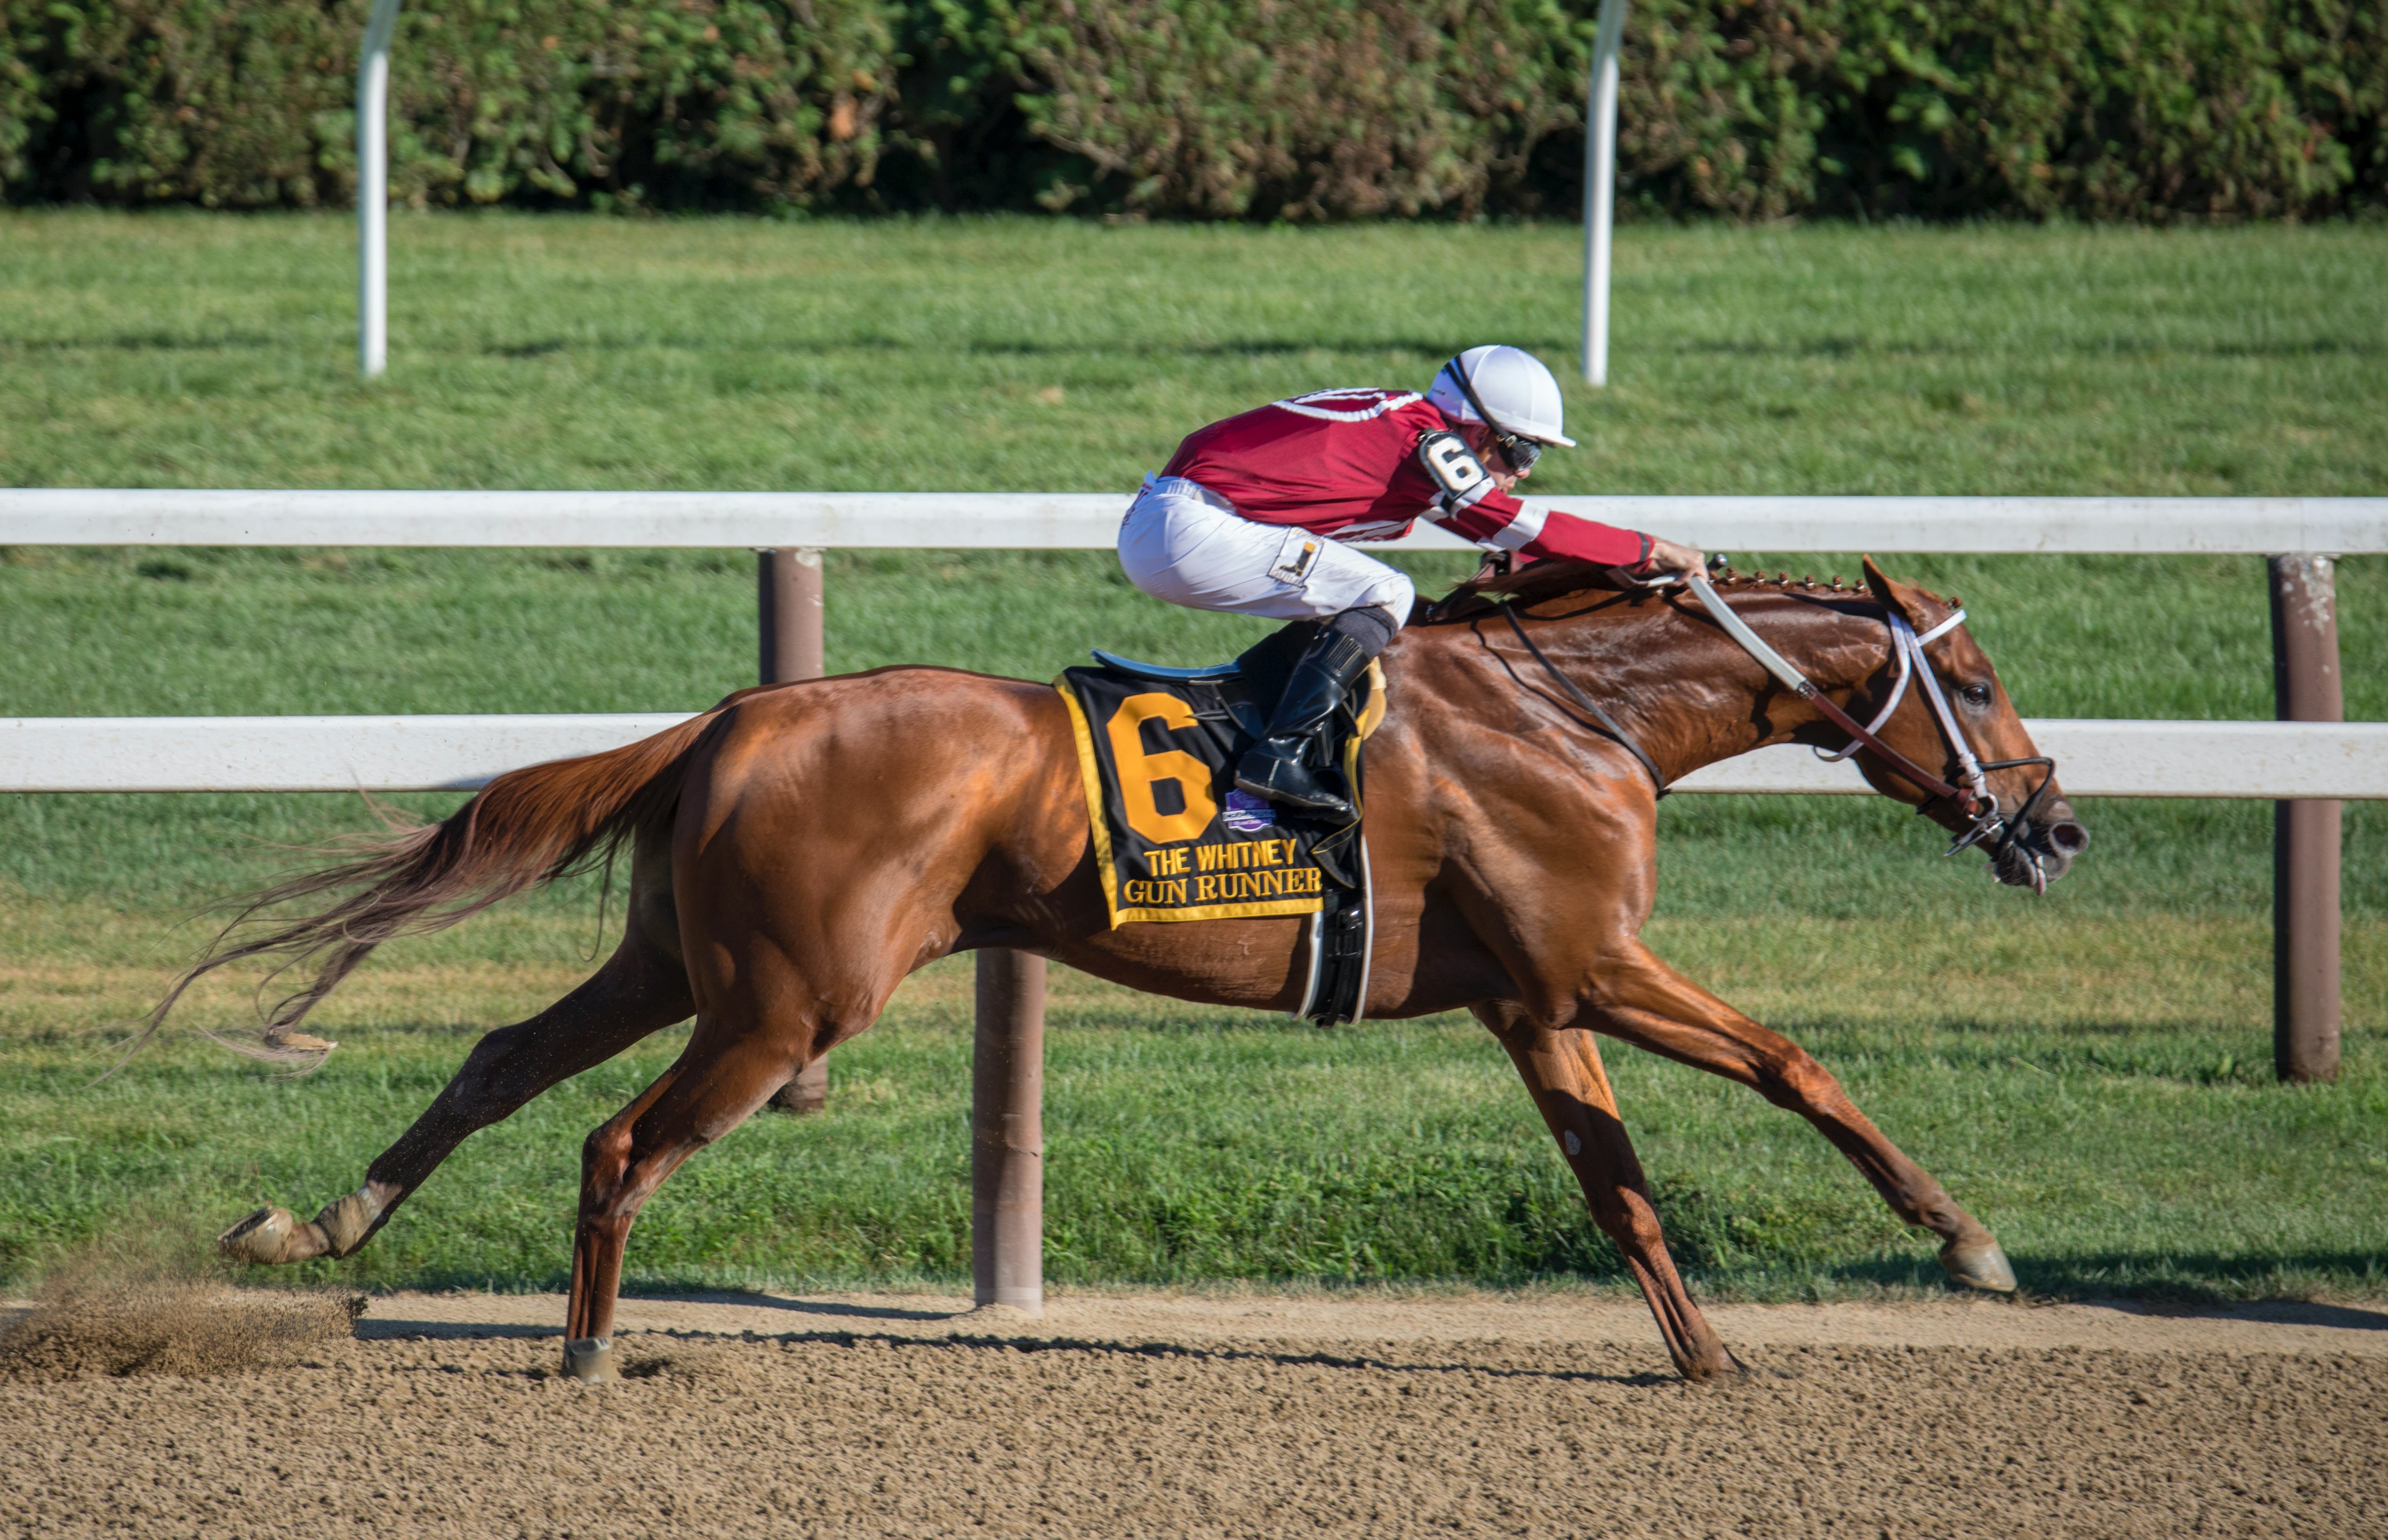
left=1684, top=573, right=2071, bottom=885
left=1681, top=573, right=1983, bottom=817
left=1491, top=575, right=2047, bottom=856
left=1495, top=603, right=1670, bottom=796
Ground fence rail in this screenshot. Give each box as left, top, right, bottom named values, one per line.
left=4, top=489, right=2384, bottom=553
left=4, top=714, right=2382, bottom=799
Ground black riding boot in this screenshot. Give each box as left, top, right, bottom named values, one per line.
left=1234, top=629, right=1372, bottom=819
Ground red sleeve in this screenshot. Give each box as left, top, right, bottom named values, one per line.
left=1517, top=510, right=1648, bottom=568
left=1427, top=489, right=1647, bottom=567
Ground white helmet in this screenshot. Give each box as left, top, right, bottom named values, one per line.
left=1425, top=345, right=1577, bottom=448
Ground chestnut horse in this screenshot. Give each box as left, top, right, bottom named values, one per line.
left=195, top=558, right=2086, bottom=1381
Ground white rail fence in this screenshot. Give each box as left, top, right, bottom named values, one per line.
left=2, top=713, right=2380, bottom=799
left=5, top=488, right=2381, bottom=553
left=6, top=490, right=2377, bottom=805
left=2, top=488, right=2378, bottom=1314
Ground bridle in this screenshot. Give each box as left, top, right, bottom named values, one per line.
left=1680, top=573, right=2060, bottom=885
left=1482, top=569, right=2062, bottom=890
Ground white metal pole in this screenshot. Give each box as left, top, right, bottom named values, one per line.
left=357, top=0, right=403, bottom=379
left=1581, top=0, right=1627, bottom=385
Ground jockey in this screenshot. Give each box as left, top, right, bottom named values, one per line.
left=1119, top=344, right=1705, bottom=818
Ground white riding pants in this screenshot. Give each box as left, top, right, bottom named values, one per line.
left=1117, top=477, right=1416, bottom=630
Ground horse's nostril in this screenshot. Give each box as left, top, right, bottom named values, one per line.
left=2048, top=821, right=2089, bottom=855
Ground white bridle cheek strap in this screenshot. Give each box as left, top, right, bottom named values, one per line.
left=1702, top=579, right=1995, bottom=815
left=1816, top=604, right=1965, bottom=764
left=1896, top=611, right=1992, bottom=805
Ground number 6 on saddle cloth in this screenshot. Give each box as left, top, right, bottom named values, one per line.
left=1056, top=622, right=1388, bottom=1026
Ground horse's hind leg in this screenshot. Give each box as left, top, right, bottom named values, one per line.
left=1476, top=1003, right=1739, bottom=1382
left=562, top=1002, right=829, bottom=1368
left=219, top=863, right=694, bottom=1266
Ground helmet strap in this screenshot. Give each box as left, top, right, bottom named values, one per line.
left=1439, top=356, right=1499, bottom=430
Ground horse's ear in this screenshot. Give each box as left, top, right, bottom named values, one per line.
left=1861, top=556, right=1929, bottom=628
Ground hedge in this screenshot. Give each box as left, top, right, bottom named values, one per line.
left=2, top=0, right=2382, bottom=219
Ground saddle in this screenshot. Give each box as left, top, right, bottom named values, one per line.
left=1056, top=622, right=1387, bottom=1027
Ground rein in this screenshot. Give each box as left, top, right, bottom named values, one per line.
left=1471, top=569, right=2060, bottom=886
left=1494, top=604, right=1670, bottom=795
left=1680, top=573, right=2061, bottom=881
left=1683, top=575, right=1978, bottom=812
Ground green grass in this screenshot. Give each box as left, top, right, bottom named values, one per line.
left=3, top=911, right=2380, bottom=1301
left=7, top=213, right=2385, bottom=496
left=0, top=211, right=2381, bottom=1298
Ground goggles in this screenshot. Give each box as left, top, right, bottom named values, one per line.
left=1489, top=433, right=1542, bottom=475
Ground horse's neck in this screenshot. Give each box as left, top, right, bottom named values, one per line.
left=1628, top=594, right=1892, bottom=781
left=1425, top=591, right=1887, bottom=785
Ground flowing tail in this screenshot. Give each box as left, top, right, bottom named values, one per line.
left=128, top=703, right=736, bottom=1067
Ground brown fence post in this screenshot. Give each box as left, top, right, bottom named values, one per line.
left=758, top=545, right=826, bottom=684
left=762, top=547, right=831, bottom=1113
left=972, top=948, right=1046, bottom=1314
left=2268, top=553, right=2343, bottom=1085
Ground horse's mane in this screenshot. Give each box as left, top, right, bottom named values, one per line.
left=1416, top=556, right=1953, bottom=626
left=1412, top=556, right=1629, bottom=625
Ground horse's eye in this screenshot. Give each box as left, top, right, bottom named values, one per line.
left=1960, top=683, right=1992, bottom=707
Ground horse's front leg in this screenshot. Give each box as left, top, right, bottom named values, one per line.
left=1473, top=1003, right=1739, bottom=1381
left=1580, top=941, right=2016, bottom=1293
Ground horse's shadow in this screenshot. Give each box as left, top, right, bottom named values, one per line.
left=350, top=1298, right=1675, bottom=1384
left=355, top=1290, right=964, bottom=1341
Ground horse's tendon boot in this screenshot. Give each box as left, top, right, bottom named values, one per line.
left=314, top=1187, right=381, bottom=1255
left=563, top=1336, right=617, bottom=1383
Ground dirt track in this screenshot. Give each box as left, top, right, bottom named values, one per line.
left=6, top=1288, right=2386, bottom=1538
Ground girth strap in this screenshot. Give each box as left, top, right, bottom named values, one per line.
left=1497, top=604, right=1669, bottom=797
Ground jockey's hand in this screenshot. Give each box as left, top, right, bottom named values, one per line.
left=1639, top=536, right=1707, bottom=581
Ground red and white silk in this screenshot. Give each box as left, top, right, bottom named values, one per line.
left=1157, top=388, right=1646, bottom=566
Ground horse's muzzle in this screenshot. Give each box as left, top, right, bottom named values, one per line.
left=1990, top=794, right=2089, bottom=892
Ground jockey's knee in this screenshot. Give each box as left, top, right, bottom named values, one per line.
left=1363, top=571, right=1417, bottom=629
left=1324, top=599, right=1405, bottom=658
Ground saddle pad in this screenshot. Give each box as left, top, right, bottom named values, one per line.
left=1055, top=662, right=1385, bottom=928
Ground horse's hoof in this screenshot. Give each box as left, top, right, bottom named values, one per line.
left=1939, top=1236, right=2018, bottom=1293
left=562, top=1337, right=616, bottom=1383
left=1677, top=1352, right=1747, bottom=1384
left=218, top=1206, right=300, bottom=1264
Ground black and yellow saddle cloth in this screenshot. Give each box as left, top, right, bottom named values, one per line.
left=1055, top=624, right=1387, bottom=1024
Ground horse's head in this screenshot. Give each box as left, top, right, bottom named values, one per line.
left=1843, top=558, right=2089, bottom=891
